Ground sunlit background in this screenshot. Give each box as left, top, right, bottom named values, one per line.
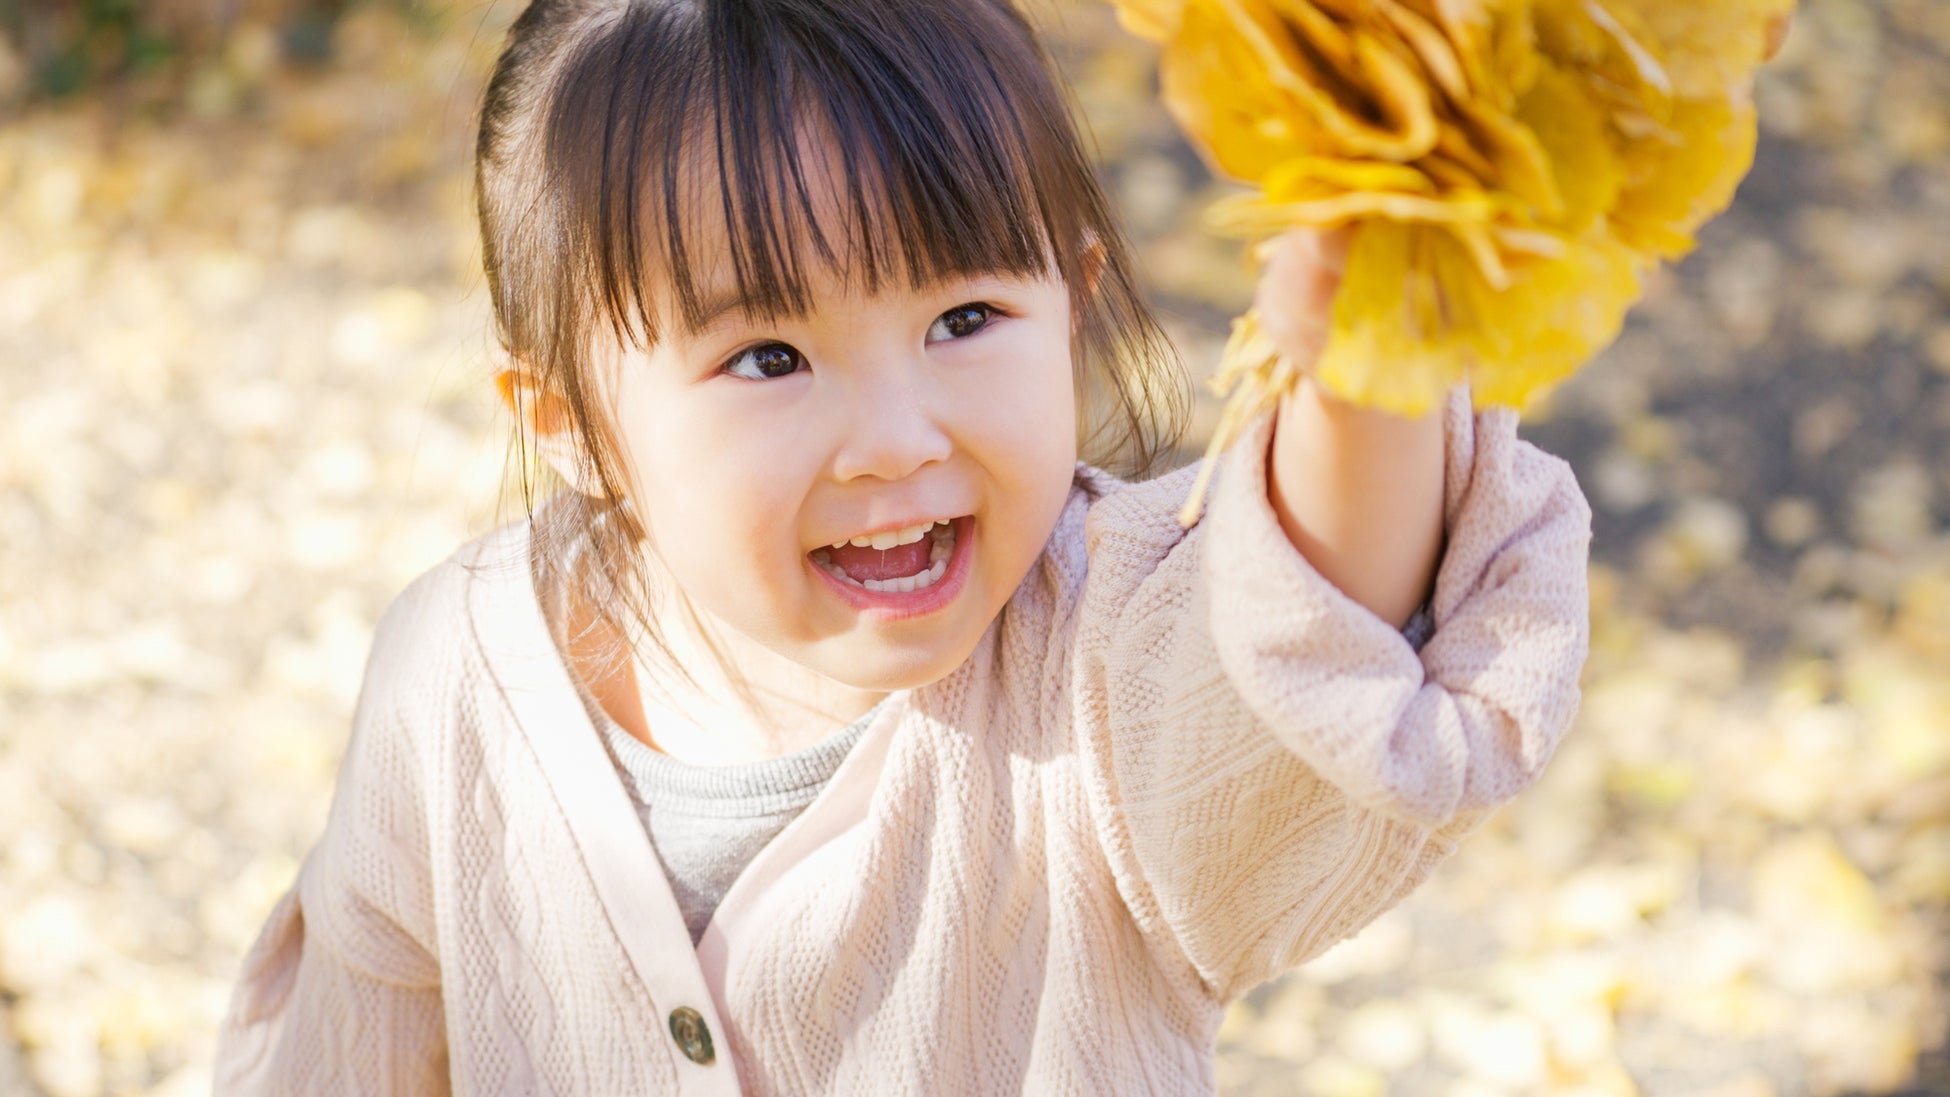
left=0, top=1, right=1944, bottom=1094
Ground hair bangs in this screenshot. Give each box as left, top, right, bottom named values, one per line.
left=542, top=0, right=1081, bottom=347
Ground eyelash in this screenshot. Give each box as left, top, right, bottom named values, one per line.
left=717, top=302, right=1000, bottom=381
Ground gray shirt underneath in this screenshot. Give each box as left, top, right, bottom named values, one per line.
left=539, top=529, right=877, bottom=945
left=578, top=693, right=875, bottom=944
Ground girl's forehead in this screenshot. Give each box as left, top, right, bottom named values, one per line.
left=654, top=120, right=1052, bottom=336
left=667, top=123, right=866, bottom=270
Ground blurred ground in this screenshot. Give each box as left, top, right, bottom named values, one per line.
left=0, top=1, right=1945, bottom=1095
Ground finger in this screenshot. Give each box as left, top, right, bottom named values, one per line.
left=1317, top=225, right=1350, bottom=276
left=1276, top=232, right=1344, bottom=303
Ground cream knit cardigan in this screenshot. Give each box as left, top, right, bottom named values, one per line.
left=217, top=394, right=1591, bottom=1095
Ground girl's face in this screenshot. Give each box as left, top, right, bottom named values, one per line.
left=595, top=247, right=1080, bottom=694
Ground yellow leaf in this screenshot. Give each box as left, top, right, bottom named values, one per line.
left=1610, top=93, right=1758, bottom=260
left=1118, top=0, right=1792, bottom=518
left=1159, top=0, right=1321, bottom=180
left=1516, top=60, right=1623, bottom=234
left=1163, top=0, right=1441, bottom=172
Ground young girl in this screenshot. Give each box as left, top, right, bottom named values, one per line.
left=217, top=0, right=1590, bottom=1091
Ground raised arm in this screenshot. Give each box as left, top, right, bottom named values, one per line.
left=1258, top=227, right=1447, bottom=630
left=1071, top=386, right=1590, bottom=1002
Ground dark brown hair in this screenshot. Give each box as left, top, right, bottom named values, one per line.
left=476, top=0, right=1187, bottom=680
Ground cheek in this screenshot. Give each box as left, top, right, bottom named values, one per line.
left=973, top=325, right=1078, bottom=479
left=951, top=324, right=1078, bottom=562
left=610, top=383, right=806, bottom=576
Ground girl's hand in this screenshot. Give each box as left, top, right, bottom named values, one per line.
left=1251, top=226, right=1349, bottom=374
left=1254, top=227, right=1447, bottom=629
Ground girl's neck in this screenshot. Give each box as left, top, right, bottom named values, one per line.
left=564, top=572, right=885, bottom=765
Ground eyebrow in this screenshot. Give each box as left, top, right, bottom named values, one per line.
left=683, top=289, right=745, bottom=332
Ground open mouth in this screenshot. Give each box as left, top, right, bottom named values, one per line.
left=807, top=518, right=960, bottom=593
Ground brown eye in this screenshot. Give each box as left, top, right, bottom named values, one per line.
left=724, top=342, right=805, bottom=380
left=927, top=303, right=993, bottom=343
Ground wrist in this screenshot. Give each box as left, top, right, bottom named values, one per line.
left=1267, top=378, right=1447, bottom=627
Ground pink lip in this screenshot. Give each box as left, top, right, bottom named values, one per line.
left=807, top=515, right=974, bottom=621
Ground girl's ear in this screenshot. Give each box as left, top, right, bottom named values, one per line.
left=495, top=367, right=604, bottom=497
left=1073, top=234, right=1108, bottom=336
left=1081, top=234, right=1107, bottom=299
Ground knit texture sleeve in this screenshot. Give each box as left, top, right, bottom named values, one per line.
left=215, top=571, right=455, bottom=1094
left=1072, top=385, right=1591, bottom=1001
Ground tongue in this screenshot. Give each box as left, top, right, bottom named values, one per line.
left=827, top=539, right=932, bottom=582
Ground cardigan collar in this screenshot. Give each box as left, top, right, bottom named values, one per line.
left=460, top=521, right=911, bottom=1090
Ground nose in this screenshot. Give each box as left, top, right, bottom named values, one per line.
left=828, top=368, right=953, bottom=483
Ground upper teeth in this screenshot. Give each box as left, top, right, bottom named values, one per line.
left=832, top=520, right=946, bottom=551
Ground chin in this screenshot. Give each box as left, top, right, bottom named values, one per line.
left=819, top=638, right=976, bottom=693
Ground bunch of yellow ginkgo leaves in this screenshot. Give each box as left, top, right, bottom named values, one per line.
left=1113, top=0, right=1792, bottom=521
